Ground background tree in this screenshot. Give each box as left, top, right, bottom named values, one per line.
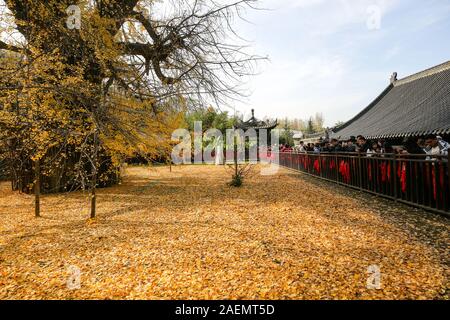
left=334, top=120, right=345, bottom=128
left=280, top=117, right=294, bottom=146
left=306, top=117, right=315, bottom=134
left=185, top=107, right=237, bottom=134
left=313, top=113, right=325, bottom=133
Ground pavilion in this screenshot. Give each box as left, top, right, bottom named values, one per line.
left=235, top=109, right=278, bottom=132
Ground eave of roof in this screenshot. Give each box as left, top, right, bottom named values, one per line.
left=236, top=123, right=278, bottom=130
left=236, top=118, right=278, bottom=130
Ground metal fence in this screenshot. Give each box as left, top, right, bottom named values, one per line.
left=278, top=152, right=450, bottom=216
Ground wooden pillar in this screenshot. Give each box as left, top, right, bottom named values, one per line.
left=357, top=153, right=363, bottom=191
left=318, top=153, right=322, bottom=177
left=393, top=154, right=398, bottom=202
left=335, top=154, right=339, bottom=183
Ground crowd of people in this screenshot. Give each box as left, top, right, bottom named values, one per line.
left=276, top=134, right=449, bottom=211
left=280, top=134, right=449, bottom=158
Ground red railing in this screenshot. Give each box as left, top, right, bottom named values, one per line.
left=278, top=152, right=450, bottom=216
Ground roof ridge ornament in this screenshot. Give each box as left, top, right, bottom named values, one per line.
left=390, top=72, right=398, bottom=84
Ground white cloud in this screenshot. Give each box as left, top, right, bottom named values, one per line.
left=261, top=0, right=400, bottom=36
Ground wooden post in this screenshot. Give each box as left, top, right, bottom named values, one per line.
left=318, top=153, right=322, bottom=177
left=34, top=158, right=41, bottom=218
left=335, top=154, right=339, bottom=183
left=392, top=154, right=398, bottom=202
left=357, top=153, right=363, bottom=191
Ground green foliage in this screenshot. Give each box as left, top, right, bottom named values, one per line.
left=306, top=117, right=316, bottom=134
left=334, top=120, right=345, bottom=128
left=229, top=173, right=243, bottom=187
left=185, top=107, right=236, bottom=133
left=280, top=118, right=294, bottom=146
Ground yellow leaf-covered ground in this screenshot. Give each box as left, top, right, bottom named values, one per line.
left=0, top=165, right=448, bottom=300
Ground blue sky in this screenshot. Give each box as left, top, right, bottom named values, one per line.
left=1, top=0, right=449, bottom=127
left=233, top=0, right=450, bottom=126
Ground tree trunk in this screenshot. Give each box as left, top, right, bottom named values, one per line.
left=90, top=182, right=96, bottom=219
left=34, top=158, right=40, bottom=217
left=234, top=135, right=238, bottom=177
left=90, top=131, right=99, bottom=219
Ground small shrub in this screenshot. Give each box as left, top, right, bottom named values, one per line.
left=230, top=174, right=243, bottom=187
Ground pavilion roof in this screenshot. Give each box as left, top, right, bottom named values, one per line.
left=236, top=109, right=278, bottom=130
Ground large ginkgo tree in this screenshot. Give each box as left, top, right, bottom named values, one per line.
left=0, top=0, right=259, bottom=217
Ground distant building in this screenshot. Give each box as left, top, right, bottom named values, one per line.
left=302, top=131, right=329, bottom=144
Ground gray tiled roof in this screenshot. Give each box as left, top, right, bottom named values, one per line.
left=332, top=61, right=450, bottom=140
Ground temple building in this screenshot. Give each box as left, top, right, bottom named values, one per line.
left=332, top=61, right=450, bottom=140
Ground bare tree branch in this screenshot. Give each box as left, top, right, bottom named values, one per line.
left=0, top=39, right=28, bottom=54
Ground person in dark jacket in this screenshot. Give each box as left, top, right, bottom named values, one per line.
left=346, top=137, right=357, bottom=152
left=356, top=136, right=371, bottom=153
left=403, top=137, right=426, bottom=155
left=401, top=137, right=428, bottom=205
left=329, top=138, right=343, bottom=153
